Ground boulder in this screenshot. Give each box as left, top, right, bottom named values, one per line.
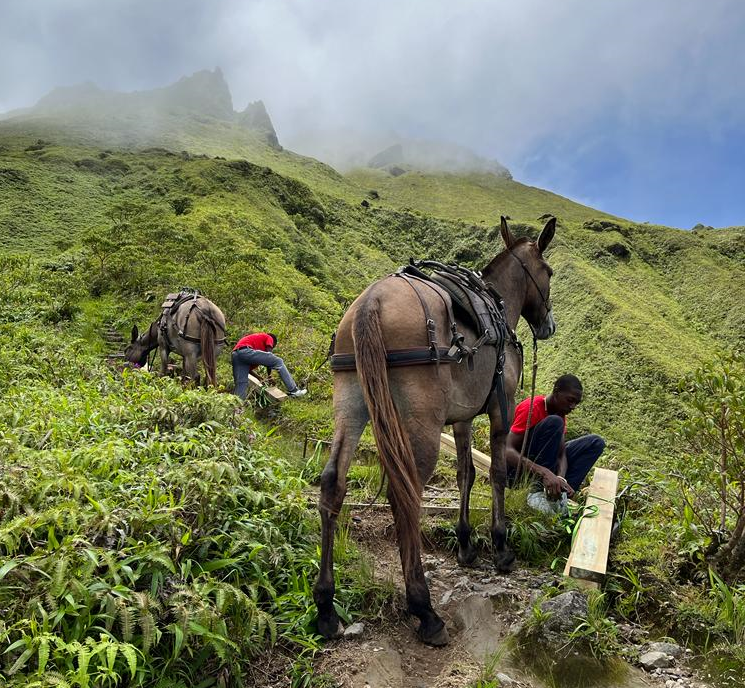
left=639, top=650, right=674, bottom=670
left=539, top=590, right=589, bottom=636
left=647, top=641, right=683, bottom=658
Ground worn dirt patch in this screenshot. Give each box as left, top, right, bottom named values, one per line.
left=312, top=508, right=718, bottom=688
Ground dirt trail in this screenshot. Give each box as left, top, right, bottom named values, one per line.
left=313, top=508, right=717, bottom=688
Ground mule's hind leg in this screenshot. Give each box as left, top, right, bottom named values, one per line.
left=181, top=348, right=201, bottom=386
left=314, top=394, right=368, bottom=639
left=389, top=428, right=449, bottom=646
left=453, top=421, right=479, bottom=567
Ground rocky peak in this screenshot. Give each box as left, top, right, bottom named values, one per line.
left=158, top=68, right=233, bottom=119
left=238, top=100, right=281, bottom=149
left=368, top=139, right=511, bottom=178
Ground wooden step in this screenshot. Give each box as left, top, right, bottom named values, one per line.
left=563, top=467, right=619, bottom=589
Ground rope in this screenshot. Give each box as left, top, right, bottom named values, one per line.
left=147, top=346, right=158, bottom=372
left=517, top=334, right=539, bottom=481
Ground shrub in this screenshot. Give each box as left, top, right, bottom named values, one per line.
left=675, top=351, right=745, bottom=580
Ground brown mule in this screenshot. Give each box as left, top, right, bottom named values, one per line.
left=314, top=217, right=557, bottom=645
left=125, top=293, right=226, bottom=386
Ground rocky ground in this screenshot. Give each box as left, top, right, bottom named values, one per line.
left=309, top=509, right=728, bottom=688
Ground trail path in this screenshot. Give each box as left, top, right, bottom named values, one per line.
left=312, top=509, right=720, bottom=688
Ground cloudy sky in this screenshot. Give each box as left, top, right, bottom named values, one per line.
left=1, top=0, right=743, bottom=228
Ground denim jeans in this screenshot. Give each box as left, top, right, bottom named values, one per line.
left=232, top=348, right=299, bottom=399
left=509, top=415, right=605, bottom=492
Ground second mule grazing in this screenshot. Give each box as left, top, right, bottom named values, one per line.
left=125, top=290, right=226, bottom=386
left=314, top=217, right=557, bottom=645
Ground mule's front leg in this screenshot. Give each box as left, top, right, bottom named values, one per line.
left=159, top=346, right=170, bottom=376
left=489, top=429, right=515, bottom=572
left=453, top=421, right=478, bottom=567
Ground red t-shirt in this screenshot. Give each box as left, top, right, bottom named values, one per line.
left=233, top=332, right=274, bottom=352
left=510, top=395, right=566, bottom=434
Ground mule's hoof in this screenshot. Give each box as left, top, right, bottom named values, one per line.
left=419, top=621, right=449, bottom=647
left=457, top=545, right=479, bottom=568
left=317, top=615, right=344, bottom=640
left=494, top=549, right=516, bottom=573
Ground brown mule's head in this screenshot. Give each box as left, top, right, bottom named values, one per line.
left=499, top=216, right=556, bottom=339
left=124, top=324, right=150, bottom=366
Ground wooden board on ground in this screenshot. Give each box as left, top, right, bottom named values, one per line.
left=439, top=433, right=491, bottom=474
left=563, top=467, right=619, bottom=589
left=247, top=373, right=287, bottom=402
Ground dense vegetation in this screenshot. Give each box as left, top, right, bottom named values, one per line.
left=0, top=257, right=390, bottom=686
left=2, top=75, right=745, bottom=685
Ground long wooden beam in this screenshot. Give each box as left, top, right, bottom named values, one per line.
left=439, top=433, right=491, bottom=474
left=247, top=373, right=287, bottom=402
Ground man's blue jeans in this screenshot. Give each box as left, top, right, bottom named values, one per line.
left=232, top=348, right=300, bottom=399
left=509, top=415, right=605, bottom=492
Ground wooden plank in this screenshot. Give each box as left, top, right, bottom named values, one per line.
left=439, top=433, right=491, bottom=474
left=306, top=499, right=487, bottom=517
left=564, top=468, right=618, bottom=585
left=247, top=373, right=287, bottom=402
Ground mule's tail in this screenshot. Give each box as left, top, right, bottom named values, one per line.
left=353, top=293, right=422, bottom=570
left=200, top=317, right=217, bottom=387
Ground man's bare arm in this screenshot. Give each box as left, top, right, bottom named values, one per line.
left=505, top=431, right=573, bottom=497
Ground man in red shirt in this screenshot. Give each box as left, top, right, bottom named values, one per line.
left=505, top=374, right=604, bottom=511
left=231, top=332, right=307, bottom=399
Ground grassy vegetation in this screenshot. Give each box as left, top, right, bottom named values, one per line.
left=0, top=259, right=396, bottom=687
left=1, top=89, right=745, bottom=684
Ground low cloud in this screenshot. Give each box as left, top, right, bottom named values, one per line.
left=1, top=0, right=743, bottom=225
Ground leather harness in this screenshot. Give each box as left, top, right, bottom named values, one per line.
left=159, top=289, right=226, bottom=349
left=329, top=260, right=522, bottom=425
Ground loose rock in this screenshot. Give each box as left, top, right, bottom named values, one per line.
left=648, top=641, right=684, bottom=658
left=639, top=650, right=675, bottom=670
left=344, top=622, right=365, bottom=639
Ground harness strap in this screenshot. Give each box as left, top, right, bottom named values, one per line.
left=330, top=347, right=456, bottom=371
left=394, top=273, right=444, bottom=370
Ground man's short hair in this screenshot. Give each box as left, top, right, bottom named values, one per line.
left=553, top=374, right=582, bottom=394
left=268, top=333, right=278, bottom=347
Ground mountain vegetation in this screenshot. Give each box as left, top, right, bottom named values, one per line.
left=1, top=71, right=744, bottom=686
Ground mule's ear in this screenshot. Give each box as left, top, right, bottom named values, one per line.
left=537, top=217, right=556, bottom=254
left=131, top=325, right=139, bottom=343
left=500, top=216, right=515, bottom=249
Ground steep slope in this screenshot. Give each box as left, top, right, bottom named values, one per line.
left=348, top=167, right=619, bottom=224
left=0, top=69, right=359, bottom=200
left=0, top=73, right=743, bottom=466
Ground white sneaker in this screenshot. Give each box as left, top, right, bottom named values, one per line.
left=288, top=388, right=307, bottom=398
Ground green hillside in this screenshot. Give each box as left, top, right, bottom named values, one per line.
left=1, top=88, right=744, bottom=464
left=2, top=74, right=745, bottom=686
left=348, top=167, right=620, bottom=224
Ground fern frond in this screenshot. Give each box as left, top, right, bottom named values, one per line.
left=120, top=643, right=138, bottom=680
left=51, top=555, right=68, bottom=598
left=76, top=645, right=91, bottom=688
left=118, top=602, right=134, bottom=642
left=40, top=670, right=71, bottom=688
left=139, top=610, right=156, bottom=655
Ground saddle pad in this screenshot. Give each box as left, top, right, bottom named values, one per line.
left=160, top=293, right=181, bottom=310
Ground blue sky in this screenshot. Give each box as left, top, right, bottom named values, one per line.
left=1, top=0, right=743, bottom=228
